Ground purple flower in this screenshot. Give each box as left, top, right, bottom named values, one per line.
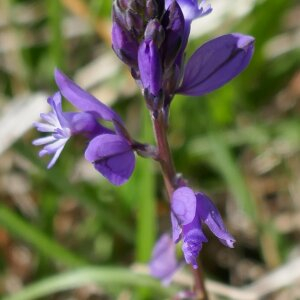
left=161, top=1, right=185, bottom=69
left=138, top=38, right=163, bottom=98
left=177, top=33, right=255, bottom=97
left=33, top=92, right=72, bottom=169
left=33, top=92, right=104, bottom=169
left=161, top=3, right=254, bottom=103
left=149, top=234, right=180, bottom=285
left=85, top=134, right=136, bottom=186
left=165, top=0, right=212, bottom=24
left=171, top=187, right=235, bottom=269
left=111, top=0, right=255, bottom=109
left=164, top=0, right=212, bottom=53
left=33, top=69, right=136, bottom=185
left=54, top=69, right=123, bottom=126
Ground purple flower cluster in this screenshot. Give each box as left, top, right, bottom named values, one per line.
left=33, top=0, right=255, bottom=286
left=33, top=69, right=135, bottom=186
left=112, top=0, right=254, bottom=114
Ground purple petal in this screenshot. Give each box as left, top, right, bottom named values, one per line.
left=32, top=136, right=56, bottom=146
left=47, top=145, right=65, bottom=169
left=182, top=226, right=207, bottom=269
left=85, top=134, right=135, bottom=186
left=34, top=122, right=55, bottom=132
left=47, top=92, right=69, bottom=128
left=43, top=138, right=68, bottom=154
left=178, top=33, right=255, bottom=96
left=196, top=193, right=235, bottom=248
left=112, top=21, right=138, bottom=67
left=172, top=187, right=197, bottom=225
left=171, top=212, right=182, bottom=243
left=54, top=69, right=123, bottom=124
left=40, top=112, right=57, bottom=126
left=138, top=39, right=162, bottom=96
left=161, top=1, right=185, bottom=68
left=64, top=112, right=111, bottom=138
left=149, top=234, right=179, bottom=285
left=165, top=0, right=212, bottom=23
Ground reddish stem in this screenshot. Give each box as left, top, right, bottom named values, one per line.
left=152, top=111, right=177, bottom=198
left=151, top=110, right=209, bottom=299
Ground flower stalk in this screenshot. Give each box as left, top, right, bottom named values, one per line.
left=152, top=110, right=176, bottom=199
left=152, top=110, right=209, bottom=299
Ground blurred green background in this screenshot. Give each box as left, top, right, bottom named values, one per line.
left=0, top=0, right=299, bottom=299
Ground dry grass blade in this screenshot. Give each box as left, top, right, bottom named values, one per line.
left=133, top=259, right=300, bottom=300
left=245, top=257, right=300, bottom=298
left=0, top=93, right=48, bottom=156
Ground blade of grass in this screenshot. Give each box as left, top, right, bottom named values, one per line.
left=2, top=267, right=177, bottom=300
left=14, top=140, right=134, bottom=242
left=207, top=131, right=258, bottom=221
left=207, top=131, right=282, bottom=267
left=0, top=204, right=86, bottom=267
left=136, top=105, right=156, bottom=263
left=47, top=0, right=64, bottom=68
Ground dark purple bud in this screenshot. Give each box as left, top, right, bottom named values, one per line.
left=112, top=4, right=127, bottom=29
left=138, top=39, right=163, bottom=97
left=146, top=0, right=159, bottom=19
left=165, top=0, right=212, bottom=23
left=161, top=1, right=185, bottom=68
left=128, top=0, right=145, bottom=12
left=116, top=0, right=130, bottom=11
left=155, top=0, right=165, bottom=18
left=146, top=0, right=165, bottom=19
left=125, top=10, right=144, bottom=38
left=177, top=33, right=255, bottom=96
left=113, top=0, right=130, bottom=11
left=112, top=21, right=139, bottom=67
left=144, top=19, right=165, bottom=47
left=163, top=61, right=182, bottom=101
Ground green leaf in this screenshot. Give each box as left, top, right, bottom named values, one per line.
left=2, top=267, right=177, bottom=300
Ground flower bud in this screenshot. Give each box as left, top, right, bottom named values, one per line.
left=146, top=0, right=165, bottom=20
left=161, top=1, right=185, bottom=68
left=138, top=39, right=162, bottom=98
left=112, top=21, right=139, bottom=67
left=125, top=9, right=144, bottom=38
left=116, top=0, right=130, bottom=11
left=144, top=19, right=165, bottom=47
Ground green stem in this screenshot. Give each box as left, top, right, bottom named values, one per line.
left=47, top=0, right=64, bottom=68
left=136, top=105, right=156, bottom=262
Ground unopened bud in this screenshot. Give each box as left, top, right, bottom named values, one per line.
left=112, top=21, right=139, bottom=67
left=161, top=1, right=185, bottom=68
left=146, top=0, right=166, bottom=19
left=116, top=0, right=130, bottom=11
left=144, top=19, right=165, bottom=47
left=125, top=10, right=144, bottom=38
